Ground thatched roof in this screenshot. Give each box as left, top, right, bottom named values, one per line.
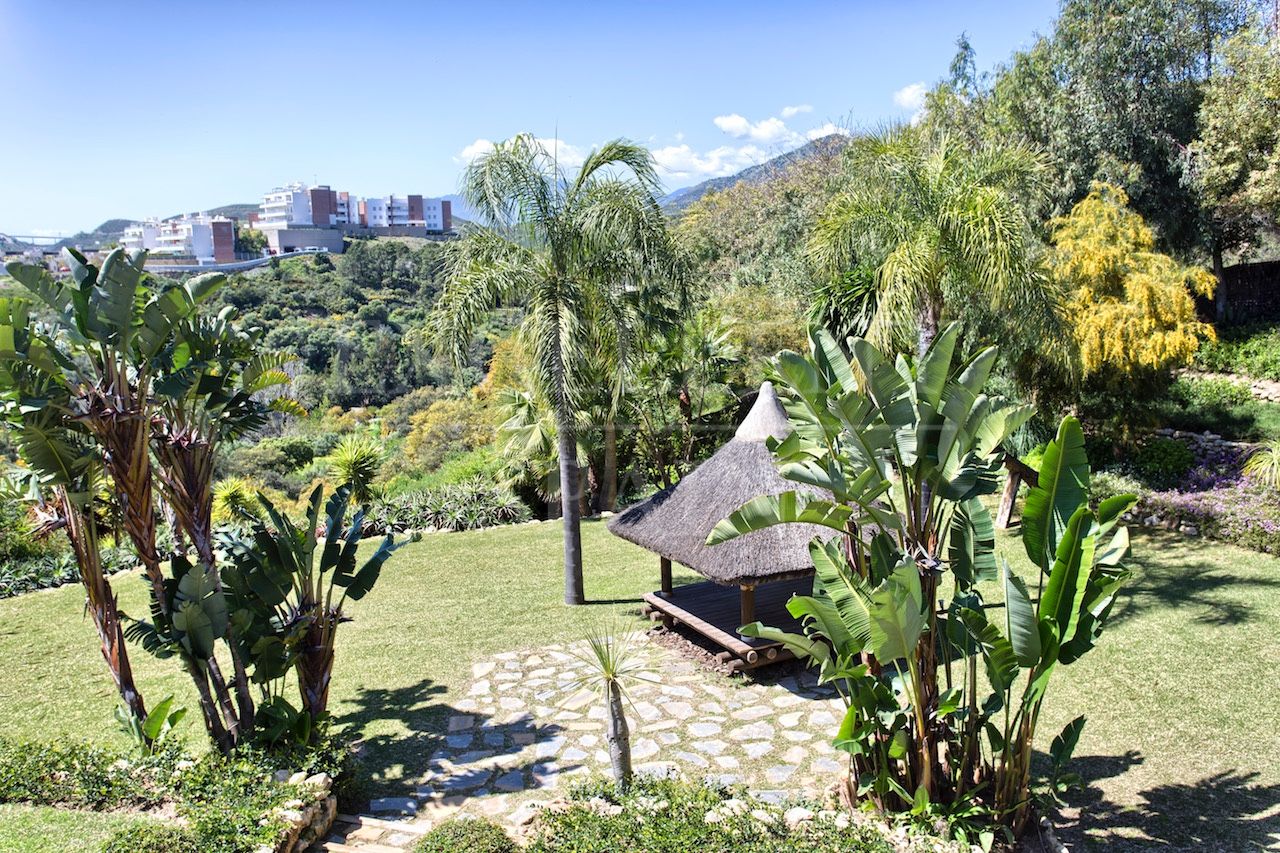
left=607, top=382, right=834, bottom=586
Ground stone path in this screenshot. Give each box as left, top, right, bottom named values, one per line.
left=320, top=632, right=846, bottom=849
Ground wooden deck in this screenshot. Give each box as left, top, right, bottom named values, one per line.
left=642, top=575, right=814, bottom=672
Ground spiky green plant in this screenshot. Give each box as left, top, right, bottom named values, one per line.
left=212, top=477, right=263, bottom=524
left=1243, top=440, right=1280, bottom=489
left=328, top=433, right=384, bottom=504
left=564, top=625, right=655, bottom=791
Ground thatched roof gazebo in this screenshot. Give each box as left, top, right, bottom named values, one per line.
left=608, top=382, right=834, bottom=670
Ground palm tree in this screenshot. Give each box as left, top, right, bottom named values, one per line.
left=808, top=127, right=1053, bottom=357
left=433, top=134, right=672, bottom=605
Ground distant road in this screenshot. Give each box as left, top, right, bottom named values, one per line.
left=147, top=249, right=327, bottom=274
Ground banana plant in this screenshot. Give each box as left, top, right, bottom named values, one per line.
left=0, top=295, right=150, bottom=731
left=707, top=327, right=1129, bottom=841
left=710, top=324, right=1031, bottom=804
left=220, top=484, right=404, bottom=733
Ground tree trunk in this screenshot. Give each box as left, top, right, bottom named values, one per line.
left=558, top=415, right=586, bottom=605
left=606, top=679, right=632, bottom=791
left=60, top=491, right=149, bottom=732
left=601, top=419, right=618, bottom=512
left=1212, top=238, right=1227, bottom=324
left=917, top=300, right=941, bottom=359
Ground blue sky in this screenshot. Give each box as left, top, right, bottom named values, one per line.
left=0, top=0, right=1058, bottom=236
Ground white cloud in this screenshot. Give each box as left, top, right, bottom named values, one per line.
left=456, top=138, right=495, bottom=164
left=712, top=113, right=751, bottom=136
left=713, top=113, right=795, bottom=144
left=806, top=122, right=850, bottom=141
left=893, top=82, right=928, bottom=124
left=781, top=104, right=812, bottom=118
left=651, top=143, right=768, bottom=181
left=455, top=136, right=587, bottom=168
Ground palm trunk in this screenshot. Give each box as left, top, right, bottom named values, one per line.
left=601, top=419, right=618, bottom=511
left=917, top=300, right=940, bottom=359
left=1212, top=238, right=1227, bottom=324
left=606, top=679, right=632, bottom=791
left=60, top=490, right=149, bottom=731
left=557, top=412, right=586, bottom=605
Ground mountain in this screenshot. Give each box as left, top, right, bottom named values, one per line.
left=168, top=203, right=259, bottom=222
left=658, top=134, right=849, bottom=214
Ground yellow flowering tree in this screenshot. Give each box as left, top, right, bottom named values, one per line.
left=1049, top=182, right=1215, bottom=382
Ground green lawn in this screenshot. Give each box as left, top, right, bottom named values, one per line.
left=0, top=805, right=150, bottom=852
left=1, top=519, right=1277, bottom=850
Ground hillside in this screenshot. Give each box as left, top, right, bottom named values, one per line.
left=659, top=133, right=848, bottom=214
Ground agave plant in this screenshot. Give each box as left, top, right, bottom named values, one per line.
left=707, top=325, right=1134, bottom=839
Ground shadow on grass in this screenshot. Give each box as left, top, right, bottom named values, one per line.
left=1111, top=529, right=1280, bottom=628
left=339, top=678, right=569, bottom=805
left=1055, top=752, right=1280, bottom=851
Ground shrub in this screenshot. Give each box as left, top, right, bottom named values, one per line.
left=1131, top=437, right=1196, bottom=490
left=1195, top=323, right=1280, bottom=381
left=1171, top=376, right=1253, bottom=408
left=327, top=433, right=385, bottom=503
left=174, top=752, right=289, bottom=851
left=415, top=818, right=516, bottom=853
left=403, top=395, right=494, bottom=470
left=0, top=737, right=172, bottom=810
left=103, top=822, right=201, bottom=853
left=366, top=479, right=530, bottom=534
left=1090, top=470, right=1145, bottom=506
left=525, top=777, right=922, bottom=853
left=379, top=386, right=445, bottom=435
left=0, top=544, right=137, bottom=600
left=0, top=499, right=54, bottom=564
left=213, top=477, right=265, bottom=524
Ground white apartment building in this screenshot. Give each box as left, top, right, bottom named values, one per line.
left=361, top=197, right=389, bottom=227
left=121, top=214, right=235, bottom=263
left=258, top=183, right=313, bottom=229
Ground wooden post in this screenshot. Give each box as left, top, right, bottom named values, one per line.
left=739, top=584, right=756, bottom=627
left=997, top=455, right=1039, bottom=530
left=659, top=556, right=673, bottom=596
left=996, top=468, right=1021, bottom=529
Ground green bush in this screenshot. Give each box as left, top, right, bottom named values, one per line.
left=0, top=737, right=172, bottom=810
left=103, top=822, right=201, bottom=853
left=0, top=736, right=357, bottom=853
left=0, top=499, right=54, bottom=564
left=415, top=818, right=517, bottom=853
left=525, top=778, right=911, bottom=853
left=1170, top=376, right=1253, bottom=408
left=1091, top=470, right=1146, bottom=505
left=1131, top=437, right=1196, bottom=490
left=1195, top=323, right=1280, bottom=381
left=174, top=752, right=289, bottom=851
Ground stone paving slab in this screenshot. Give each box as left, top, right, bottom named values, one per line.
left=356, top=632, right=850, bottom=836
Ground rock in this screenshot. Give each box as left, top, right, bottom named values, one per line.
left=273, top=769, right=291, bottom=783
left=303, top=772, right=332, bottom=789
left=751, top=808, right=777, bottom=825
left=287, top=771, right=308, bottom=785
left=784, top=806, right=815, bottom=828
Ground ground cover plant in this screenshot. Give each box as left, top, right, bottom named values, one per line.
left=524, top=777, right=957, bottom=853
left=1195, top=323, right=1280, bottom=381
